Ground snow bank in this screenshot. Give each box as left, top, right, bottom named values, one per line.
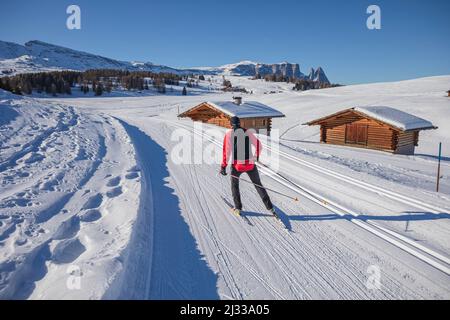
left=0, top=95, right=141, bottom=299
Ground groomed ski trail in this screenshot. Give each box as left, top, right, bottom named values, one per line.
left=110, top=116, right=449, bottom=299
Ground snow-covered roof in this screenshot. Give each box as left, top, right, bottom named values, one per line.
left=305, top=106, right=436, bottom=131
left=205, top=101, right=285, bottom=119
left=354, top=106, right=435, bottom=131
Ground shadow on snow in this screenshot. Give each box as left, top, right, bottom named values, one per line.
left=110, top=120, right=219, bottom=300
left=244, top=210, right=450, bottom=223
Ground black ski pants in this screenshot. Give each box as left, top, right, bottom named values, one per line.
left=230, top=165, right=273, bottom=211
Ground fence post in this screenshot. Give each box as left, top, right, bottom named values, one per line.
left=436, top=142, right=442, bottom=192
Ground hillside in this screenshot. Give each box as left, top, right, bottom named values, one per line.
left=0, top=40, right=195, bottom=76
left=0, top=40, right=331, bottom=83
left=0, top=75, right=449, bottom=299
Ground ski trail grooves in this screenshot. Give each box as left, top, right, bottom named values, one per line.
left=188, top=130, right=303, bottom=299
left=116, top=119, right=219, bottom=299
left=270, top=143, right=449, bottom=214
left=171, top=120, right=450, bottom=276
left=186, top=163, right=243, bottom=299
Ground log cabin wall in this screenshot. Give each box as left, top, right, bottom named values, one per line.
left=319, top=111, right=364, bottom=145
left=393, top=130, right=417, bottom=155
left=181, top=103, right=272, bottom=134
left=240, top=118, right=271, bottom=134
left=206, top=114, right=231, bottom=128
left=319, top=111, right=397, bottom=152
left=309, top=109, right=431, bottom=155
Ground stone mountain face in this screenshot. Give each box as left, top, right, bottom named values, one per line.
left=309, top=67, right=330, bottom=84
left=219, top=61, right=330, bottom=83
left=255, top=62, right=304, bottom=78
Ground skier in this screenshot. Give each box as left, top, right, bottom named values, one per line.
left=220, top=116, right=276, bottom=217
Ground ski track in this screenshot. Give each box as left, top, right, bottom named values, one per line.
left=173, top=118, right=450, bottom=259
left=166, top=119, right=449, bottom=296
left=2, top=75, right=450, bottom=299
left=106, top=116, right=447, bottom=299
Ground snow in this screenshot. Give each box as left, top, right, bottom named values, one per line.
left=1, top=74, right=450, bottom=300
left=0, top=90, right=141, bottom=299
left=354, top=106, right=436, bottom=131
left=0, top=40, right=196, bottom=76
left=207, top=100, right=285, bottom=119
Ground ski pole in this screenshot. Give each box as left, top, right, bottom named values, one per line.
left=230, top=174, right=299, bottom=202
left=257, top=162, right=328, bottom=205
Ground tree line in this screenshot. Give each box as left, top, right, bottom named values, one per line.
left=253, top=73, right=341, bottom=91
left=292, top=79, right=342, bottom=91
left=0, top=69, right=193, bottom=96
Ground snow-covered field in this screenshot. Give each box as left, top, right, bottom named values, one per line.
left=0, top=75, right=449, bottom=299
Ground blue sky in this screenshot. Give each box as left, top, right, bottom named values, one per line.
left=0, top=0, right=449, bottom=84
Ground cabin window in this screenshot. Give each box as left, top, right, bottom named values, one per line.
left=263, top=119, right=266, bottom=126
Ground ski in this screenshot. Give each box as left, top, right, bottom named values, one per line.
left=221, top=196, right=253, bottom=226
left=271, top=211, right=291, bottom=233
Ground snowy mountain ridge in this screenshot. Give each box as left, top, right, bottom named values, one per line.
left=0, top=40, right=196, bottom=76
left=0, top=40, right=330, bottom=83
left=199, top=60, right=330, bottom=83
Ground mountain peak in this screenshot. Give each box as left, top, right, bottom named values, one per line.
left=308, top=66, right=330, bottom=84
left=0, top=40, right=330, bottom=82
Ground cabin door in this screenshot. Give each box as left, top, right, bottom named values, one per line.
left=346, top=124, right=368, bottom=145
left=356, top=125, right=368, bottom=145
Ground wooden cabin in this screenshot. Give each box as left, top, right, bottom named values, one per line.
left=178, top=97, right=285, bottom=135
left=305, top=107, right=437, bottom=155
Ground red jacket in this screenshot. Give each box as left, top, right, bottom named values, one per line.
left=222, top=128, right=261, bottom=172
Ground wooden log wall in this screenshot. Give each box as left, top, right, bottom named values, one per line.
left=182, top=104, right=272, bottom=134
left=320, top=111, right=397, bottom=152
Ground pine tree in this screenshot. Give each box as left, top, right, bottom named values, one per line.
left=95, top=83, right=103, bottom=96
left=22, top=80, right=32, bottom=95
left=2, top=78, right=12, bottom=92
left=13, top=85, right=22, bottom=95
left=106, top=81, right=112, bottom=93
left=51, top=83, right=57, bottom=96
left=182, top=86, right=187, bottom=96
left=64, top=82, right=72, bottom=95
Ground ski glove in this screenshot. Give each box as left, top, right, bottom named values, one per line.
left=220, top=166, right=227, bottom=176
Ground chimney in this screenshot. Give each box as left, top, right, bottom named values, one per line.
left=233, top=96, right=242, bottom=105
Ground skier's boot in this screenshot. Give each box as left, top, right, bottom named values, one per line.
left=231, top=208, right=241, bottom=217
left=269, top=208, right=280, bottom=220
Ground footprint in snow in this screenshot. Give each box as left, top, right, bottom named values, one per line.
left=24, top=153, right=45, bottom=164
left=127, top=166, right=140, bottom=173
left=51, top=237, right=86, bottom=264
left=18, top=171, right=30, bottom=178
left=125, top=172, right=139, bottom=180
left=82, top=193, right=103, bottom=210
left=53, top=216, right=80, bottom=240
left=79, top=209, right=102, bottom=222
left=106, top=186, right=122, bottom=198
left=106, top=176, right=121, bottom=187
left=1, top=198, right=32, bottom=208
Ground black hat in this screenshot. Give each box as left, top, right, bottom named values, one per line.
left=230, top=116, right=240, bottom=127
